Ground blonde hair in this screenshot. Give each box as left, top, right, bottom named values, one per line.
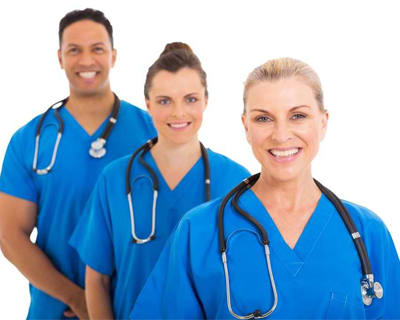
left=243, top=57, right=324, bottom=112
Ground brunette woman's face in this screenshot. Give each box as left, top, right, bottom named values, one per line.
left=242, top=77, right=328, bottom=183
left=146, top=67, right=208, bottom=145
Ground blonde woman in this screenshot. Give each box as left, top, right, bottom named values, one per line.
left=130, top=58, right=400, bottom=319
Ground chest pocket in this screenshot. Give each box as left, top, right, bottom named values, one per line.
left=325, top=292, right=366, bottom=319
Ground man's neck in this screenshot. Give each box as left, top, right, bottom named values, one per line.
left=64, top=89, right=116, bottom=136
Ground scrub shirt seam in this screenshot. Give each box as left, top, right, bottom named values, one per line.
left=299, top=204, right=335, bottom=263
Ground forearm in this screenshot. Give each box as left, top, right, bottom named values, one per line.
left=1, top=232, right=82, bottom=305
left=86, top=271, right=114, bottom=320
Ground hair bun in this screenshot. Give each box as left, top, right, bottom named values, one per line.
left=160, top=42, right=193, bottom=57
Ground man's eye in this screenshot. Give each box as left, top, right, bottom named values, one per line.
left=94, top=47, right=104, bottom=53
left=68, top=48, right=79, bottom=54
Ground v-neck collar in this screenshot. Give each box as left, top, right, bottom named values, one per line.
left=143, top=151, right=205, bottom=210
left=59, top=105, right=113, bottom=139
left=239, top=190, right=335, bottom=277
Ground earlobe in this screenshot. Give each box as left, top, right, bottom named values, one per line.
left=320, top=110, right=329, bottom=141
left=241, top=114, right=251, bottom=144
left=145, top=99, right=151, bottom=113
left=203, top=96, right=209, bottom=112
left=111, top=49, right=117, bottom=67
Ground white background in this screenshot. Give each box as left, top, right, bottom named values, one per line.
left=0, top=0, right=399, bottom=318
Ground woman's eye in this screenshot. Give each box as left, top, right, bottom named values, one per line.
left=256, top=116, right=272, bottom=122
left=158, top=99, right=170, bottom=105
left=187, top=97, right=197, bottom=103
left=292, top=113, right=306, bottom=120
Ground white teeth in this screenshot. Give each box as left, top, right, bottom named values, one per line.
left=169, top=122, right=189, bottom=128
left=79, top=72, right=97, bottom=79
left=270, top=148, right=299, bottom=157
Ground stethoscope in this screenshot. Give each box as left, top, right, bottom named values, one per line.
left=125, top=137, right=211, bottom=244
left=32, top=94, right=121, bottom=175
left=218, top=173, right=383, bottom=319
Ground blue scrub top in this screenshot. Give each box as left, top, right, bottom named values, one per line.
left=130, top=188, right=400, bottom=319
left=69, top=147, right=250, bottom=319
left=0, top=100, right=156, bottom=319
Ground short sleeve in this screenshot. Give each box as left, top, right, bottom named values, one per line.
left=0, top=131, right=38, bottom=203
left=69, top=173, right=115, bottom=276
left=380, top=227, right=400, bottom=319
left=130, top=218, right=205, bottom=319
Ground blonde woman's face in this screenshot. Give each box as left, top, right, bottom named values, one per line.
left=146, top=68, right=208, bottom=145
left=242, top=77, right=328, bottom=183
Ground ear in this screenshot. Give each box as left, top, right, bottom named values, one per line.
left=111, top=49, right=117, bottom=68
left=203, top=95, right=208, bottom=112
left=145, top=99, right=151, bottom=114
left=241, top=113, right=251, bottom=144
left=319, top=110, right=329, bottom=142
left=58, top=49, right=64, bottom=69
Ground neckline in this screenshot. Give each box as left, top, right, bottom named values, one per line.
left=142, top=149, right=207, bottom=210
left=59, top=103, right=120, bottom=139
left=238, top=189, right=335, bottom=277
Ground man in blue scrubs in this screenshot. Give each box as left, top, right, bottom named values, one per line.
left=0, top=8, right=155, bottom=319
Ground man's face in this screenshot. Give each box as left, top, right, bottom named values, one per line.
left=58, top=19, right=116, bottom=97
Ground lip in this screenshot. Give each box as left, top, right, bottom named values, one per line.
left=167, top=122, right=192, bottom=131
left=267, top=147, right=303, bottom=163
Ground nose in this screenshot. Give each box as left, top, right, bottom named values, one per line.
left=271, top=120, right=293, bottom=144
left=171, top=101, right=186, bottom=118
left=78, top=50, right=95, bottom=67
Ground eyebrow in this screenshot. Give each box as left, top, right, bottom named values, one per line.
left=155, top=93, right=199, bottom=99
left=250, top=105, right=311, bottom=113
left=65, top=42, right=106, bottom=48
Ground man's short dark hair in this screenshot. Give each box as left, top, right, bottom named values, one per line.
left=59, top=8, right=114, bottom=48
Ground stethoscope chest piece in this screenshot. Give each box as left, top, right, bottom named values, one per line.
left=89, top=138, right=107, bottom=158
left=361, top=277, right=383, bottom=305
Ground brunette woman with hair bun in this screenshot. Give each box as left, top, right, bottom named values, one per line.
left=70, top=42, right=250, bottom=319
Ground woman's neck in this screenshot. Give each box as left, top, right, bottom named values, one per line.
left=150, top=134, right=202, bottom=190
left=252, top=168, right=321, bottom=212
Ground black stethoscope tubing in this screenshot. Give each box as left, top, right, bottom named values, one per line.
left=218, top=173, right=383, bottom=318
left=33, top=93, right=121, bottom=173
left=125, top=137, right=211, bottom=244
left=125, top=137, right=210, bottom=199
left=218, top=173, right=372, bottom=273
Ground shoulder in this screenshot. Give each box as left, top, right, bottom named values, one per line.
left=342, top=200, right=384, bottom=227
left=102, top=153, right=132, bottom=178
left=341, top=199, right=389, bottom=242
left=120, top=100, right=152, bottom=122
left=207, top=148, right=250, bottom=176
left=178, top=197, right=223, bottom=233
left=7, top=112, right=47, bottom=148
